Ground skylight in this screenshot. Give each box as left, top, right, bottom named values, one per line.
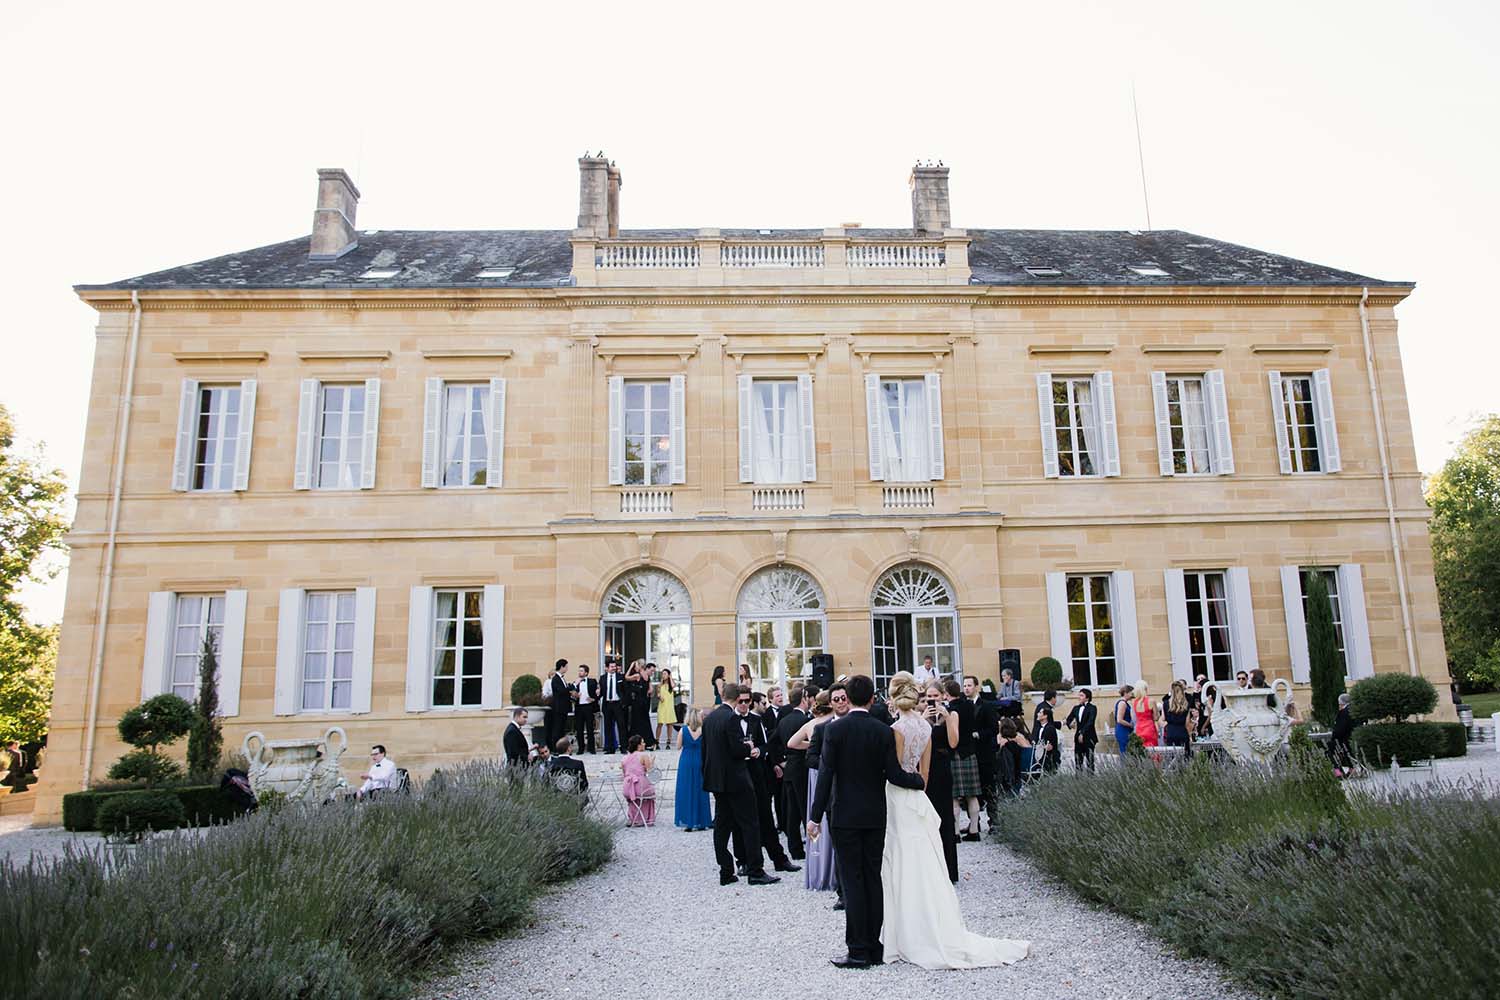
left=359, top=267, right=400, bottom=280
left=1024, top=265, right=1062, bottom=278
left=1129, top=264, right=1170, bottom=277
left=476, top=267, right=514, bottom=280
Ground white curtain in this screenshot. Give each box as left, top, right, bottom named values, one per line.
left=1183, top=380, right=1211, bottom=471
left=881, top=380, right=928, bottom=481
left=443, top=386, right=467, bottom=483
left=752, top=382, right=801, bottom=483
left=1075, top=380, right=1099, bottom=473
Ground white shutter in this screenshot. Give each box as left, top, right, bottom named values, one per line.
left=1281, top=566, right=1310, bottom=684
left=141, top=591, right=176, bottom=699
left=607, top=376, right=624, bottom=485
left=217, top=589, right=247, bottom=717
left=487, top=377, right=506, bottom=487
left=421, top=377, right=443, bottom=488
left=171, top=379, right=199, bottom=492
left=1150, top=371, right=1174, bottom=476
left=1339, top=564, right=1374, bottom=679
left=1313, top=368, right=1342, bottom=473
left=1036, top=373, right=1059, bottom=478
left=1113, top=571, right=1142, bottom=685
left=1226, top=566, right=1260, bottom=673
left=1044, top=572, right=1071, bottom=665
left=481, top=584, right=506, bottom=709
left=405, top=586, right=434, bottom=712
left=293, top=378, right=320, bottom=490
left=864, top=374, right=885, bottom=481
left=798, top=373, right=817, bottom=482
left=1163, top=569, right=1193, bottom=682
left=359, top=377, right=380, bottom=489
left=1205, top=370, right=1234, bottom=475
left=737, top=374, right=754, bottom=483
left=232, top=380, right=256, bottom=491
left=1268, top=371, right=1293, bottom=474
left=924, top=372, right=945, bottom=481
left=273, top=588, right=304, bottom=716
left=1093, top=370, right=1121, bottom=477
left=669, top=374, right=686, bottom=484
left=351, top=587, right=377, bottom=713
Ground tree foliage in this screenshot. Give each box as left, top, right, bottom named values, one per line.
left=0, top=624, right=55, bottom=745
left=186, top=633, right=223, bottom=780
left=1304, top=572, right=1345, bottom=728
left=1426, top=415, right=1500, bottom=685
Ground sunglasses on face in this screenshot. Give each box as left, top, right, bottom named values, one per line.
left=736, top=698, right=751, bottom=705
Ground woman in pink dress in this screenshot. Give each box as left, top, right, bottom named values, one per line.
left=1130, top=680, right=1161, bottom=748
left=621, top=734, right=656, bottom=827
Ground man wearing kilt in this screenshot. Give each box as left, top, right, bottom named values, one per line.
left=946, top=678, right=983, bottom=841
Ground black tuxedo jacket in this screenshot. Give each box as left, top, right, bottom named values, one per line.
left=950, top=696, right=977, bottom=755
left=1065, top=702, right=1099, bottom=747
left=809, top=710, right=925, bottom=830
left=971, top=697, right=1000, bottom=761
left=701, top=704, right=754, bottom=795
left=548, top=754, right=588, bottom=791
left=761, top=704, right=781, bottom=733
left=574, top=677, right=599, bottom=702
left=1032, top=700, right=1059, bottom=735
left=772, top=708, right=810, bottom=766
left=503, top=722, right=529, bottom=764
left=548, top=673, right=570, bottom=707
left=600, top=671, right=625, bottom=704
left=867, top=697, right=893, bottom=727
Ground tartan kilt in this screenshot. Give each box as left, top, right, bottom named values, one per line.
left=950, top=753, right=981, bottom=798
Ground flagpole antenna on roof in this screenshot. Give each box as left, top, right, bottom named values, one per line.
left=1131, top=81, right=1153, bottom=231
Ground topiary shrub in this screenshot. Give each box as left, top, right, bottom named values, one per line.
left=1433, top=722, right=1468, bottom=759
left=113, top=693, right=196, bottom=787
left=1304, top=572, right=1346, bottom=728
left=96, top=789, right=186, bottom=842
left=1031, top=657, right=1064, bottom=689
left=1350, top=722, right=1447, bottom=768
left=107, top=748, right=182, bottom=786
left=510, top=673, right=543, bottom=707
left=1348, top=673, right=1437, bottom=723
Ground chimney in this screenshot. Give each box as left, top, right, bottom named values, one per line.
left=606, top=162, right=622, bottom=238
left=577, top=154, right=611, bottom=238
left=909, top=163, right=950, bottom=234
left=309, top=168, right=360, bottom=260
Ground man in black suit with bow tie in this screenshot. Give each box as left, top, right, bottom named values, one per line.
left=701, top=683, right=780, bottom=886
left=808, top=674, right=926, bottom=969
left=1064, top=687, right=1099, bottom=772
left=572, top=664, right=600, bottom=754
left=546, top=660, right=571, bottom=752
left=771, top=684, right=812, bottom=860
left=503, top=707, right=530, bottom=767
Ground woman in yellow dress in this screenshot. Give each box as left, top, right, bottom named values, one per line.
left=654, top=667, right=679, bottom=749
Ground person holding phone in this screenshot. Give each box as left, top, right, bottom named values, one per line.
left=922, top=681, right=961, bottom=883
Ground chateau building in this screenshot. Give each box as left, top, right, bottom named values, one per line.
left=35, top=157, right=1445, bottom=818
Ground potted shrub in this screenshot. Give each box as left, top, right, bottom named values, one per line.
left=507, top=673, right=547, bottom=737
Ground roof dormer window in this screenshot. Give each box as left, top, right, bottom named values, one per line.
left=1129, top=263, right=1170, bottom=277
left=476, top=267, right=514, bottom=280
left=359, top=267, right=400, bottom=280
left=1024, top=265, right=1062, bottom=278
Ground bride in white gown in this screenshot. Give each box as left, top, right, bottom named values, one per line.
left=881, top=671, right=1031, bottom=969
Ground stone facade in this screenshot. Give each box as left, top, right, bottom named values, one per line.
left=32, top=162, right=1444, bottom=822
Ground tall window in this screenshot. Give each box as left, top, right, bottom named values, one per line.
left=442, top=383, right=491, bottom=487
left=1299, top=568, right=1346, bottom=668
left=171, top=594, right=225, bottom=700
left=1277, top=375, right=1321, bottom=473
left=317, top=383, right=367, bottom=489
left=1052, top=376, right=1098, bottom=477
left=1066, top=574, right=1117, bottom=687
left=1183, top=570, right=1234, bottom=680
left=738, top=567, right=826, bottom=688
left=877, top=378, right=931, bottom=481
left=433, top=589, right=485, bottom=708
left=1163, top=376, right=1212, bottom=475
left=190, top=385, right=242, bottom=491
left=623, top=380, right=671, bottom=486
left=750, top=380, right=802, bottom=483
left=301, top=591, right=355, bottom=711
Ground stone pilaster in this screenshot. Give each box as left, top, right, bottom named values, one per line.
left=698, top=334, right=727, bottom=514
left=565, top=328, right=597, bottom=516
left=826, top=333, right=858, bottom=513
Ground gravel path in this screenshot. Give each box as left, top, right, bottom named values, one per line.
left=409, top=820, right=1264, bottom=1000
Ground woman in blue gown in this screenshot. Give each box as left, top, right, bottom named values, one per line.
left=674, top=707, right=713, bottom=831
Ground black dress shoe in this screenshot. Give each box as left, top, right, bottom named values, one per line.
left=963, top=833, right=981, bottom=842
left=719, top=873, right=739, bottom=885
left=830, top=956, right=870, bottom=969
left=832, top=899, right=845, bottom=911
left=791, top=853, right=806, bottom=861
left=774, top=860, right=802, bottom=873
left=746, top=872, right=781, bottom=885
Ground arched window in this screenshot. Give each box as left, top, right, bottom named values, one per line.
left=736, top=567, right=827, bottom=691
left=602, top=569, right=691, bottom=617
left=870, top=563, right=959, bottom=684
left=600, top=569, right=692, bottom=695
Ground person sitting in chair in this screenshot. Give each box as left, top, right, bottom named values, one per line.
left=357, top=745, right=396, bottom=799
left=547, top=736, right=589, bottom=794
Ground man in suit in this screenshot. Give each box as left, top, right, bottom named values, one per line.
left=1064, top=687, right=1099, bottom=772
left=503, top=707, right=531, bottom=767
left=750, top=691, right=780, bottom=830
left=546, top=659, right=571, bottom=752
left=808, top=674, right=927, bottom=969
left=772, top=684, right=812, bottom=860
left=1032, top=688, right=1059, bottom=737
left=746, top=694, right=799, bottom=874
left=546, top=736, right=588, bottom=794
left=701, top=683, right=779, bottom=886
left=600, top=660, right=627, bottom=753
left=573, top=664, right=599, bottom=754
left=965, top=675, right=1001, bottom=835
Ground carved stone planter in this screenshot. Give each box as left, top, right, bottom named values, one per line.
left=1201, top=680, right=1293, bottom=765
left=242, top=726, right=349, bottom=802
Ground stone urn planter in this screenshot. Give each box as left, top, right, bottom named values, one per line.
left=1201, top=679, right=1293, bottom=765
left=242, top=726, right=349, bottom=802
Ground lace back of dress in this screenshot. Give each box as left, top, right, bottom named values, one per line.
left=895, top=711, right=931, bottom=773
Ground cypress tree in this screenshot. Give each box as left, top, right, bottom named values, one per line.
left=1305, top=571, right=1345, bottom=728
left=186, top=632, right=224, bottom=780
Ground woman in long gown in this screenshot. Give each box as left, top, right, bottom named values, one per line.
left=674, top=708, right=712, bottom=831
left=881, top=672, right=1030, bottom=970
left=921, top=681, right=960, bottom=883
left=789, top=692, right=836, bottom=890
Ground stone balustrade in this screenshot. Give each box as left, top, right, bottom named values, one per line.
left=847, top=243, right=945, bottom=268
left=882, top=484, right=935, bottom=509
left=722, top=242, right=825, bottom=269
left=751, top=486, right=806, bottom=511
left=598, top=243, right=700, bottom=269
left=619, top=488, right=674, bottom=514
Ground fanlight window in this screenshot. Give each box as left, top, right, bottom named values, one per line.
left=603, top=569, right=691, bottom=617
left=737, top=567, right=825, bottom=616
left=871, top=564, right=954, bottom=611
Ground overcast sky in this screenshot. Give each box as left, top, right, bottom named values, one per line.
left=3, top=0, right=1496, bottom=624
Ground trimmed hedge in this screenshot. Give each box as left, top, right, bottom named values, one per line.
left=96, top=790, right=187, bottom=839
left=1350, top=722, right=1449, bottom=768
left=1031, top=656, right=1063, bottom=688
left=1435, top=721, right=1468, bottom=759
left=62, top=783, right=249, bottom=832
left=1349, top=672, right=1437, bottom=722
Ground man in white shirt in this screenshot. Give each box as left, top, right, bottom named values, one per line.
left=914, top=655, right=938, bottom=687
left=601, top=661, right=627, bottom=753
left=358, top=745, right=396, bottom=799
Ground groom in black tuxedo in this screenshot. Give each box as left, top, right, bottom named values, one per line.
left=808, top=674, right=926, bottom=969
left=702, top=683, right=780, bottom=886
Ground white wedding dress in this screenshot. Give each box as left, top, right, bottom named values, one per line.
left=881, top=710, right=1031, bottom=970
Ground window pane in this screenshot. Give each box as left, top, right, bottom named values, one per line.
left=302, top=681, right=323, bottom=711
left=461, top=676, right=483, bottom=705
left=332, top=652, right=353, bottom=680
left=432, top=678, right=455, bottom=706
left=330, top=681, right=351, bottom=710
left=434, top=649, right=456, bottom=678
left=303, top=652, right=327, bottom=680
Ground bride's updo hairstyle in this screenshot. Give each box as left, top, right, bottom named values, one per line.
left=888, top=671, right=921, bottom=713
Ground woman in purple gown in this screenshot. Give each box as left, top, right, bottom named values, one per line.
left=789, top=692, right=837, bottom=890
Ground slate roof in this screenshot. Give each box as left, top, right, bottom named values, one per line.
left=75, top=228, right=1404, bottom=291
